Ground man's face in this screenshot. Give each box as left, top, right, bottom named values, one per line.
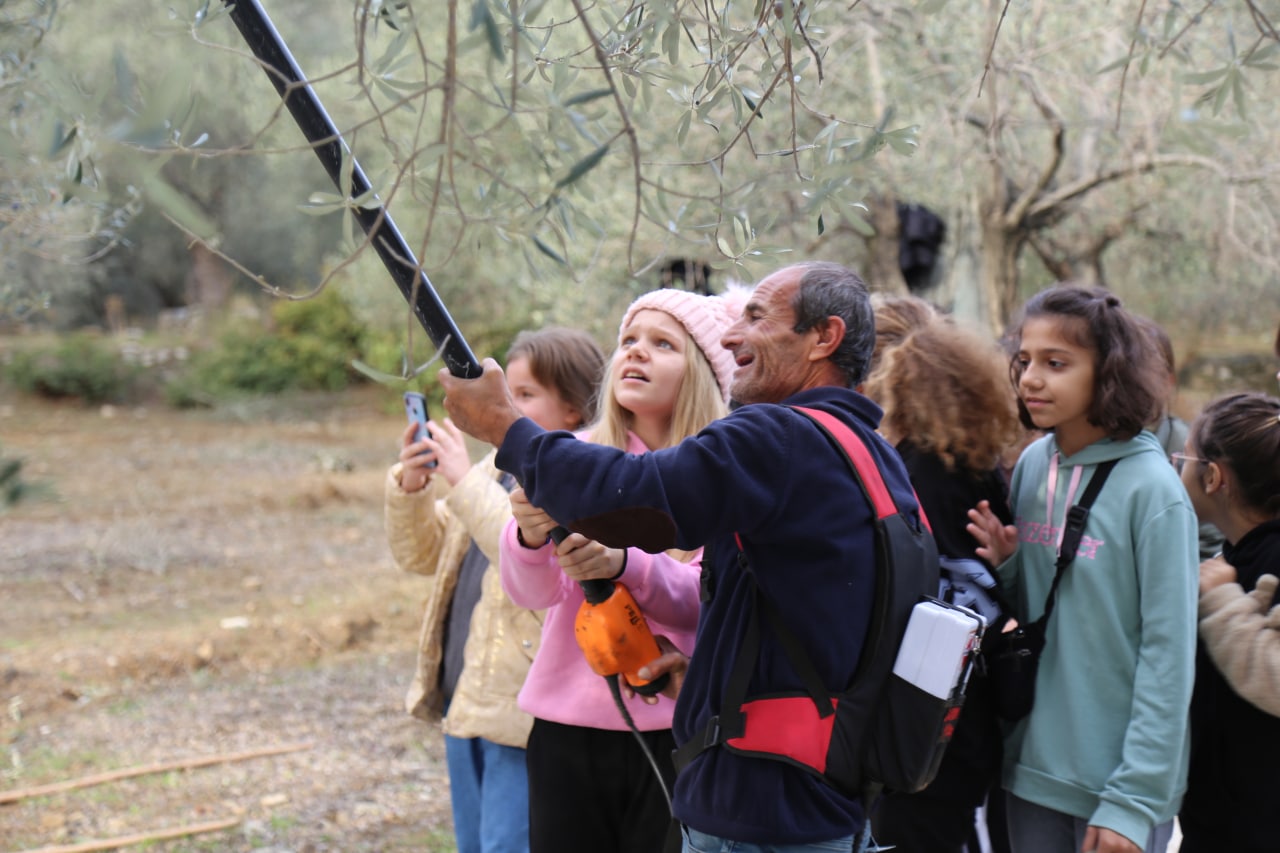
left=721, top=267, right=811, bottom=405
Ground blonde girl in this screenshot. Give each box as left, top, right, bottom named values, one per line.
left=499, top=288, right=743, bottom=853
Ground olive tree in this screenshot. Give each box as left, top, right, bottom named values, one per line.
left=175, top=0, right=918, bottom=340
left=6, top=0, right=1278, bottom=339
left=186, top=0, right=1279, bottom=335
left=806, top=0, right=1280, bottom=331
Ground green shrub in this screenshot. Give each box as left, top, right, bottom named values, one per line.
left=164, top=288, right=372, bottom=404
left=0, top=446, right=51, bottom=509
left=273, top=288, right=367, bottom=348
left=3, top=334, right=140, bottom=403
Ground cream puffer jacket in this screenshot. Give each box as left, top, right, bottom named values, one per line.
left=1199, top=573, right=1280, bottom=717
left=384, top=449, right=541, bottom=748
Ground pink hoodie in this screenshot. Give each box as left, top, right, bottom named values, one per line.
left=498, top=431, right=701, bottom=731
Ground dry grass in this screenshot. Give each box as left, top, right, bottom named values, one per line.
left=1, top=387, right=457, bottom=852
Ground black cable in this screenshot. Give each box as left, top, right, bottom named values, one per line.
left=604, top=674, right=673, bottom=816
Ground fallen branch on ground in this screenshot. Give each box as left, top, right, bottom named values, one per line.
left=0, top=741, right=313, bottom=805
left=16, top=816, right=242, bottom=853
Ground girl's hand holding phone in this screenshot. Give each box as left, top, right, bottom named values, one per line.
left=398, top=421, right=437, bottom=493
left=426, top=418, right=473, bottom=487
left=398, top=418, right=472, bottom=493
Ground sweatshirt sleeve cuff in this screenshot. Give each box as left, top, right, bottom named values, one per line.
left=495, top=416, right=544, bottom=480
left=1089, top=800, right=1154, bottom=852
left=503, top=517, right=552, bottom=563
left=619, top=547, right=651, bottom=587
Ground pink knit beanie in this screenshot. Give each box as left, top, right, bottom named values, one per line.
left=619, top=285, right=750, bottom=402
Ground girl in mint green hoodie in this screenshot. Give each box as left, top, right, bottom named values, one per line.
left=968, top=285, right=1198, bottom=853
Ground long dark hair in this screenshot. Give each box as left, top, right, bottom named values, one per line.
left=1008, top=284, right=1164, bottom=439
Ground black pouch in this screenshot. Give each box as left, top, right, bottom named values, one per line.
left=983, top=620, right=1045, bottom=722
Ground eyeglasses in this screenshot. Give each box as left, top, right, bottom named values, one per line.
left=1170, top=452, right=1208, bottom=475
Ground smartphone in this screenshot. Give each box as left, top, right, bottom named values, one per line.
left=403, top=392, right=437, bottom=468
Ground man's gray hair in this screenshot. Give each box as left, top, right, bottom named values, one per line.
left=790, top=262, right=874, bottom=387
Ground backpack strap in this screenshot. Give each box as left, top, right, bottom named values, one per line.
left=794, top=407, right=932, bottom=533
left=673, top=406, right=919, bottom=775
left=1034, top=458, right=1117, bottom=628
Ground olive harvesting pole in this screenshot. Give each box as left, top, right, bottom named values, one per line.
left=223, top=0, right=481, bottom=378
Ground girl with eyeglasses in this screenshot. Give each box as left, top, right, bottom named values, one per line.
left=966, top=284, right=1199, bottom=853
left=1175, top=391, right=1280, bottom=853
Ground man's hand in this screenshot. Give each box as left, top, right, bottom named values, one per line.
left=1199, top=555, right=1237, bottom=596
left=623, top=636, right=689, bottom=705
left=1081, top=825, right=1140, bottom=853
left=438, top=359, right=522, bottom=447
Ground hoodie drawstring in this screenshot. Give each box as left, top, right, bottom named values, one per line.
left=1046, top=452, right=1084, bottom=554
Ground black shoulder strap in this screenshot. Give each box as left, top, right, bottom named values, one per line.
left=1036, top=459, right=1118, bottom=627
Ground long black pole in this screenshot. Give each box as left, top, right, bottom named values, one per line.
left=223, top=0, right=480, bottom=378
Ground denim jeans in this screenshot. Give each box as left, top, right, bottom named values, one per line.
left=444, top=734, right=530, bottom=853
left=682, top=826, right=856, bottom=853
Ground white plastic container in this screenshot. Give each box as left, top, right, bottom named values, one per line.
left=892, top=600, right=985, bottom=700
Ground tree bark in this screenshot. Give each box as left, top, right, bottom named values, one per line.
left=866, top=194, right=908, bottom=295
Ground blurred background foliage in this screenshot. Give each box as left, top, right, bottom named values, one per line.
left=0, top=0, right=1276, bottom=407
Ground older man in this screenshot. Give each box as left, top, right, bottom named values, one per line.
left=440, top=262, right=924, bottom=853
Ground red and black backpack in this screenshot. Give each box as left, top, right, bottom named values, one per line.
left=675, top=406, right=977, bottom=801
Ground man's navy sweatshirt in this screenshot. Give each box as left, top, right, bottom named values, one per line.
left=495, top=386, right=924, bottom=844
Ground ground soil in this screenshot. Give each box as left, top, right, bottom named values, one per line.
left=1, top=387, right=458, bottom=852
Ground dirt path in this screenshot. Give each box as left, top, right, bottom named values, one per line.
left=1, top=388, right=457, bottom=851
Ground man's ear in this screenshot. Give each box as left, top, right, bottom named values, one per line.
left=806, top=315, right=847, bottom=363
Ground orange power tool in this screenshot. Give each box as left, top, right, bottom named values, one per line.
left=573, top=577, right=672, bottom=697
left=544, top=524, right=671, bottom=697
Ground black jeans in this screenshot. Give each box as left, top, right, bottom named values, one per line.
left=526, top=718, right=680, bottom=853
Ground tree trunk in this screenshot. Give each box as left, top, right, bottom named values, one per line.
left=866, top=194, right=908, bottom=296
left=938, top=195, right=986, bottom=331
left=978, top=200, right=1027, bottom=335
